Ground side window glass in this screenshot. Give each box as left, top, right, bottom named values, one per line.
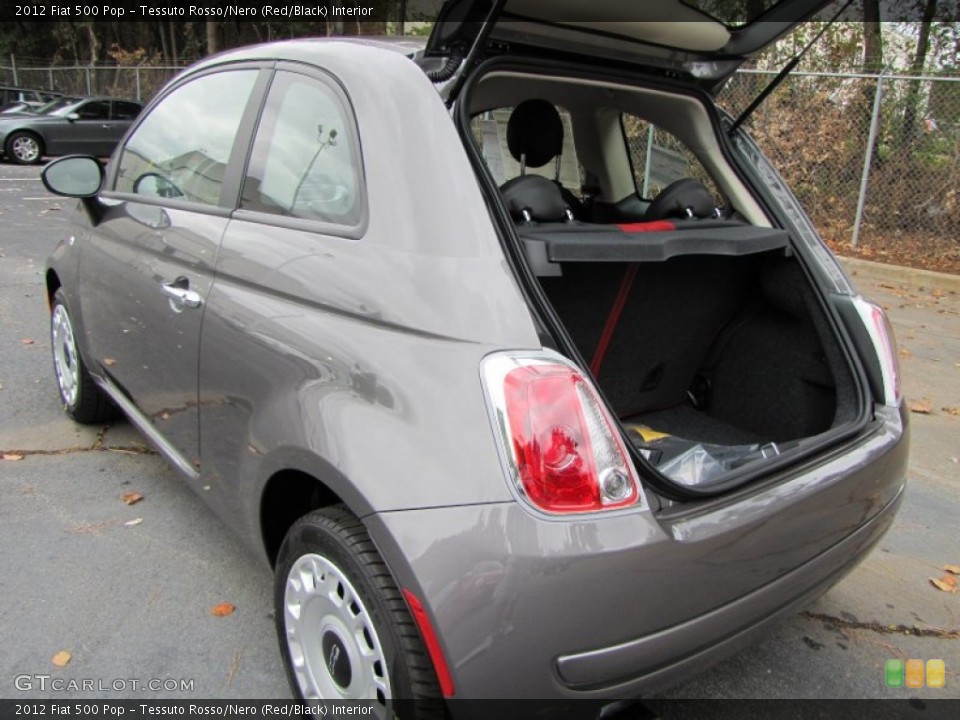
left=241, top=71, right=362, bottom=226
left=112, top=101, right=142, bottom=120
left=114, top=70, right=257, bottom=207
left=76, top=101, right=110, bottom=120
left=621, top=113, right=724, bottom=204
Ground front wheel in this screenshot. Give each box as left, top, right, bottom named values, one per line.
left=6, top=131, right=44, bottom=165
left=50, top=289, right=114, bottom=423
left=274, top=507, right=444, bottom=717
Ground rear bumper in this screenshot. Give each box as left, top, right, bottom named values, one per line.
left=556, top=482, right=902, bottom=691
left=366, top=404, right=907, bottom=701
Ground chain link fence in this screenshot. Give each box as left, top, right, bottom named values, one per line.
left=0, top=65, right=179, bottom=102
left=3, top=62, right=959, bottom=268
left=719, top=70, right=960, bottom=268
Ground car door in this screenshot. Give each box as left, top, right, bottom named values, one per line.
left=101, top=101, right=143, bottom=154
left=76, top=66, right=266, bottom=475
left=46, top=99, right=113, bottom=155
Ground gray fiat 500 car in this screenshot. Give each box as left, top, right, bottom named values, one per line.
left=41, top=1, right=907, bottom=715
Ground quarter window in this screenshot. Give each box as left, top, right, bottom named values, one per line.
left=113, top=70, right=257, bottom=206
left=241, top=71, right=362, bottom=226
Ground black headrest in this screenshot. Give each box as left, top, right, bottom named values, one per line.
left=500, top=175, right=568, bottom=223
left=507, top=99, right=564, bottom=168
left=644, top=178, right=717, bottom=221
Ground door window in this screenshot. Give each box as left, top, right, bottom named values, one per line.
left=112, top=101, right=142, bottom=120
left=240, top=70, right=362, bottom=226
left=113, top=70, right=258, bottom=206
left=74, top=100, right=110, bottom=120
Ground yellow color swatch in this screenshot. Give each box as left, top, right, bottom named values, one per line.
left=926, top=659, right=945, bottom=688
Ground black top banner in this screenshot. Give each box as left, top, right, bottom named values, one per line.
left=3, top=0, right=960, bottom=25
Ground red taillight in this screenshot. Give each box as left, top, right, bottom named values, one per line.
left=483, top=353, right=642, bottom=514
left=853, top=297, right=901, bottom=407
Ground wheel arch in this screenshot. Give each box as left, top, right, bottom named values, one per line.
left=46, top=268, right=62, bottom=309
left=260, top=466, right=347, bottom=568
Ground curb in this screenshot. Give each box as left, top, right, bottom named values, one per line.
left=838, top=256, right=960, bottom=295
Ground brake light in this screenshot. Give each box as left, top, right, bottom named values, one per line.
left=852, top=297, right=901, bottom=407
left=482, top=352, right=643, bottom=514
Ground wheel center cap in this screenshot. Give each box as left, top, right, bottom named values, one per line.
left=321, top=631, right=352, bottom=689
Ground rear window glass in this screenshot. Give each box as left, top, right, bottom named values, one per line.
left=681, top=0, right=781, bottom=26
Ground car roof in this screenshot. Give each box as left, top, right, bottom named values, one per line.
left=186, top=36, right=426, bottom=75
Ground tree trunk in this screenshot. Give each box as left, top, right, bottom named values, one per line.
left=206, top=21, right=220, bottom=55
left=86, top=23, right=100, bottom=65
left=862, top=0, right=884, bottom=74
left=899, top=0, right=938, bottom=149
left=860, top=0, right=884, bottom=167
left=169, top=22, right=179, bottom=65
left=157, top=23, right=171, bottom=65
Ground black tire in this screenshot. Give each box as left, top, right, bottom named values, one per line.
left=5, top=131, right=44, bottom=165
left=50, top=289, right=115, bottom=424
left=275, top=506, right=444, bottom=717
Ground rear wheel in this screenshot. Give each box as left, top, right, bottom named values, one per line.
left=50, top=289, right=114, bottom=423
left=6, top=131, right=44, bottom=165
left=274, top=507, right=444, bottom=717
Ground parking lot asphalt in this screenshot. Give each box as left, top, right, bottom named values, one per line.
left=0, top=162, right=957, bottom=707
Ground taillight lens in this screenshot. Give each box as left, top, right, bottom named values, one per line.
left=852, top=296, right=901, bottom=407
left=482, top=352, right=643, bottom=514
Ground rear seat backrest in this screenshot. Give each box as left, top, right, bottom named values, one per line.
left=540, top=255, right=757, bottom=417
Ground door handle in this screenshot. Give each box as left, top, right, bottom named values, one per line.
left=161, top=280, right=202, bottom=310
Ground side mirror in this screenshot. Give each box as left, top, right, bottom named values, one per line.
left=41, top=155, right=105, bottom=198
left=66, top=112, right=80, bottom=122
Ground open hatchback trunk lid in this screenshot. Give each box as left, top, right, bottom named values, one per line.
left=450, top=5, right=881, bottom=498
left=426, top=0, right=837, bottom=97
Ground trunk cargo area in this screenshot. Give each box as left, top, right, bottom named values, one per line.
left=534, top=248, right=860, bottom=488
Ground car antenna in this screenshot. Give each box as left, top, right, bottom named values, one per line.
left=728, top=0, right=852, bottom=137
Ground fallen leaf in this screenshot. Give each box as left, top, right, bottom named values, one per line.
left=211, top=602, right=236, bottom=617
left=909, top=398, right=933, bottom=414
left=932, top=288, right=944, bottom=298
left=3, top=453, right=24, bottom=461
left=51, top=651, right=72, bottom=667
left=103, top=358, right=116, bottom=366
left=20, top=338, right=34, bottom=345
left=945, top=565, right=960, bottom=575
left=930, top=577, right=959, bottom=593
left=124, top=518, right=143, bottom=527
left=160, top=412, right=170, bottom=421
left=942, top=407, right=960, bottom=417
left=121, top=491, right=144, bottom=506
left=941, top=574, right=958, bottom=588
left=899, top=348, right=912, bottom=359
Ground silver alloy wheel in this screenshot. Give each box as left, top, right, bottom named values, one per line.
left=51, top=304, right=80, bottom=408
left=11, top=135, right=40, bottom=163
left=284, top=553, right=392, bottom=711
